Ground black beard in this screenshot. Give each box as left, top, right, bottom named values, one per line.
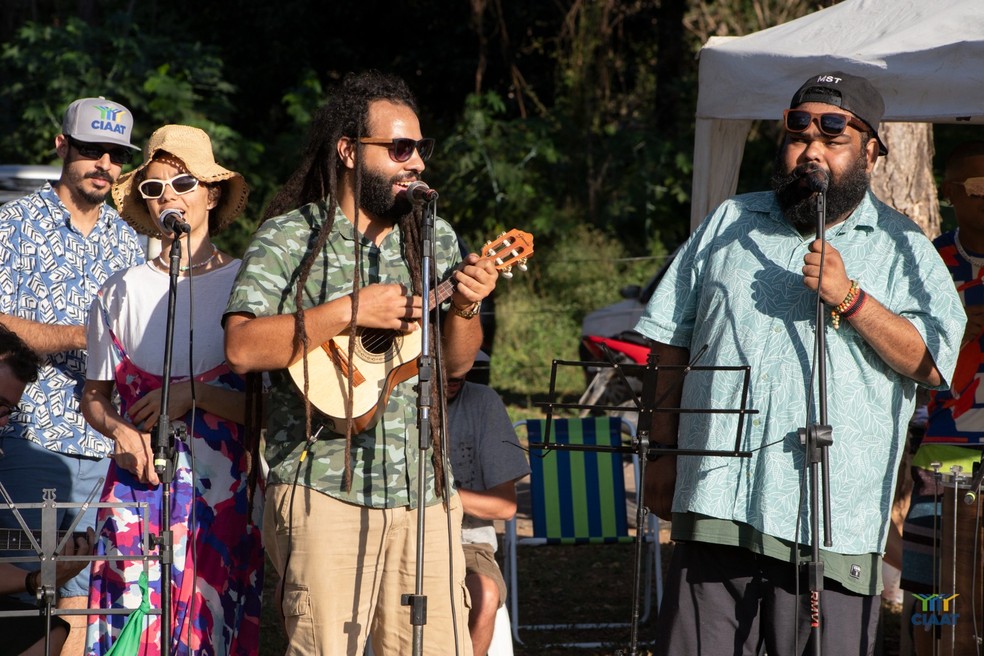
left=79, top=187, right=110, bottom=206
left=771, top=152, right=871, bottom=232
left=360, top=167, right=413, bottom=222
left=65, top=169, right=112, bottom=206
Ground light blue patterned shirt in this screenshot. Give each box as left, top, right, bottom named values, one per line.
left=0, top=183, right=145, bottom=457
left=635, top=190, right=965, bottom=555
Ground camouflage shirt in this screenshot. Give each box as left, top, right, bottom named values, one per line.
left=225, top=201, right=462, bottom=508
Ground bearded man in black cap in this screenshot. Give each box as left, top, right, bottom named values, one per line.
left=636, top=71, right=966, bottom=655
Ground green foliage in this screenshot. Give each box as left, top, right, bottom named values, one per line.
left=438, top=91, right=574, bottom=248
left=0, top=12, right=270, bottom=257
left=490, top=279, right=584, bottom=398
left=488, top=225, right=667, bottom=398
left=537, top=224, right=657, bottom=324
left=0, top=0, right=709, bottom=406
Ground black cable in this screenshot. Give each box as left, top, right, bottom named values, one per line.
left=183, top=229, right=198, bottom=652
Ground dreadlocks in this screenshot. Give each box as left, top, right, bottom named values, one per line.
left=267, top=70, right=446, bottom=497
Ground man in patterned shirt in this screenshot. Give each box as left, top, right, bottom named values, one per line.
left=0, top=96, right=144, bottom=653
left=637, top=71, right=965, bottom=655
left=225, top=71, right=498, bottom=655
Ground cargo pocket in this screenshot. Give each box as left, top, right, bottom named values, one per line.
left=282, top=585, right=310, bottom=617
left=281, top=584, right=317, bottom=654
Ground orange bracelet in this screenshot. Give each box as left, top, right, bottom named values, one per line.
left=830, top=280, right=860, bottom=330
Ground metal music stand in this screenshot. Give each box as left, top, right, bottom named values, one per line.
left=0, top=481, right=161, bottom=656
left=530, top=340, right=757, bottom=655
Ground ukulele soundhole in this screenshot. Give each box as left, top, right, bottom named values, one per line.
left=356, top=328, right=402, bottom=363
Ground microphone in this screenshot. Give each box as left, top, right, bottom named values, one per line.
left=964, top=462, right=984, bottom=505
left=804, top=167, right=829, bottom=193
left=405, top=181, right=439, bottom=204
left=159, top=208, right=191, bottom=235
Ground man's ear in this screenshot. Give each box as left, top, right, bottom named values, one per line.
left=338, top=137, right=357, bottom=170
left=864, top=137, right=879, bottom=173
left=55, top=134, right=70, bottom=160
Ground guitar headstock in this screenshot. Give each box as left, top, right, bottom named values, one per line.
left=481, top=229, right=534, bottom=279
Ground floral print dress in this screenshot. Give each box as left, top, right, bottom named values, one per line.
left=85, top=326, right=263, bottom=656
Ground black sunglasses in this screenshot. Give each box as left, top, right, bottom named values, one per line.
left=67, top=136, right=133, bottom=166
left=783, top=109, right=868, bottom=138
left=359, top=137, right=435, bottom=163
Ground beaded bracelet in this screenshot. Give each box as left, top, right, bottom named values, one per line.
left=840, top=289, right=867, bottom=321
left=830, top=280, right=860, bottom=330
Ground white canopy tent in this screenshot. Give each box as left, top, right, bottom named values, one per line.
left=691, top=0, right=984, bottom=229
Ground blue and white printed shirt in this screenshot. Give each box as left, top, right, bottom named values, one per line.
left=0, top=183, right=145, bottom=457
left=635, top=190, right=965, bottom=555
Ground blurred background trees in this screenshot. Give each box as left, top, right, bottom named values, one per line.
left=1, top=0, right=971, bottom=398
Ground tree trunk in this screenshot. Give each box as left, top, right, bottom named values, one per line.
left=870, top=122, right=940, bottom=238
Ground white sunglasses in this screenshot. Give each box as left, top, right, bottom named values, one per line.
left=138, top=173, right=200, bottom=199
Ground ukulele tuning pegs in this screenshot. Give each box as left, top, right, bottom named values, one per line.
left=484, top=229, right=533, bottom=280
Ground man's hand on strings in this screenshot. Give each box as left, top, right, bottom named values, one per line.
left=352, top=283, right=423, bottom=332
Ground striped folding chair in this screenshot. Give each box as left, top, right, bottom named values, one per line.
left=501, top=416, right=662, bottom=647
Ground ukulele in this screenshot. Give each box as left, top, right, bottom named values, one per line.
left=287, top=229, right=534, bottom=433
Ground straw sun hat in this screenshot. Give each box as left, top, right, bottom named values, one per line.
left=112, top=125, right=249, bottom=238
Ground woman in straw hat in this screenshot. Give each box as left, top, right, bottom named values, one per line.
left=80, top=125, right=263, bottom=656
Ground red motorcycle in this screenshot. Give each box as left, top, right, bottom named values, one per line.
left=577, top=332, right=650, bottom=418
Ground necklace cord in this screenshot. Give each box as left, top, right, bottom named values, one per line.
left=155, top=243, right=218, bottom=272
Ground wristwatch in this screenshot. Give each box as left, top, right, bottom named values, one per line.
left=451, top=300, right=481, bottom=319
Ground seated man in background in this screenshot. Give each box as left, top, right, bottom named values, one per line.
left=447, top=364, right=530, bottom=655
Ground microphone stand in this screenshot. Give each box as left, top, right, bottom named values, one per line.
left=797, top=184, right=834, bottom=656
left=404, top=196, right=438, bottom=656
left=151, top=229, right=189, bottom=654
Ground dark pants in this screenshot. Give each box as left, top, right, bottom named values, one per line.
left=654, top=541, right=880, bottom=656
left=0, top=596, right=70, bottom=656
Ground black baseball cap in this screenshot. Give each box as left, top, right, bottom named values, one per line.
left=789, top=71, right=888, bottom=156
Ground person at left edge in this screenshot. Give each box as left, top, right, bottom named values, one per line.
left=0, top=96, right=144, bottom=656
left=0, top=323, right=97, bottom=656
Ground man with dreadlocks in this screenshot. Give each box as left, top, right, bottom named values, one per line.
left=224, top=70, right=497, bottom=655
